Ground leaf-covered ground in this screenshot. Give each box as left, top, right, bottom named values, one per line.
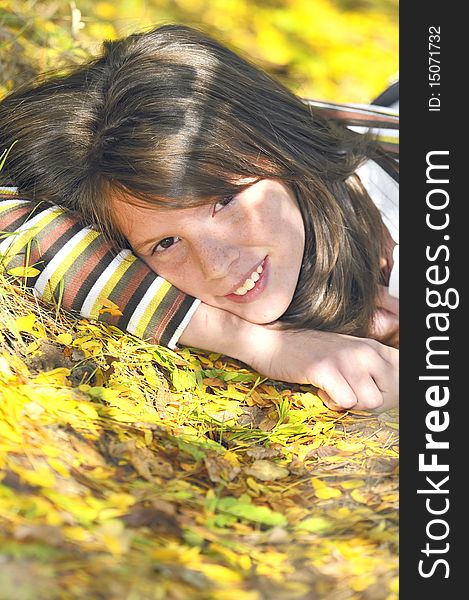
left=0, top=273, right=399, bottom=600
left=1, top=3, right=398, bottom=597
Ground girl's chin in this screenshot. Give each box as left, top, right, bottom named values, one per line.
left=231, top=303, right=290, bottom=325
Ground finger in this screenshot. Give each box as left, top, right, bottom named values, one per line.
left=317, top=389, right=348, bottom=412
left=314, top=370, right=358, bottom=409
left=342, top=373, right=385, bottom=410
left=366, top=361, right=399, bottom=412
left=341, top=347, right=396, bottom=410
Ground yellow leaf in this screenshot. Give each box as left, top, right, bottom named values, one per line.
left=77, top=402, right=100, bottom=419
left=107, top=493, right=135, bottom=510
left=350, top=574, right=376, bottom=592
left=97, top=520, right=131, bottom=555
left=20, top=466, right=57, bottom=488
left=7, top=265, right=40, bottom=278
left=33, top=368, right=70, bottom=386
left=389, top=576, right=399, bottom=593
left=14, top=312, right=46, bottom=339
left=315, top=486, right=342, bottom=500
left=238, top=554, right=252, bottom=571
left=297, top=516, right=331, bottom=533
left=211, top=590, right=259, bottom=600
left=47, top=457, right=70, bottom=478
left=340, top=479, right=366, bottom=490
left=95, top=2, right=117, bottom=19
left=56, top=333, right=73, bottom=346
left=98, top=298, right=123, bottom=317
left=336, top=440, right=365, bottom=452
left=14, top=313, right=36, bottom=333
left=63, top=526, right=92, bottom=542
left=25, top=340, right=41, bottom=354
left=351, top=488, right=371, bottom=504
left=196, top=563, right=243, bottom=584
left=0, top=421, right=22, bottom=442
left=311, top=477, right=326, bottom=490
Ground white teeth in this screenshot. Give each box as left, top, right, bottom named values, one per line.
left=232, top=262, right=264, bottom=295
left=234, top=287, right=248, bottom=295
left=233, top=276, right=256, bottom=295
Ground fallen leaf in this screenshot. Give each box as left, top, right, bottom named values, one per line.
left=245, top=460, right=289, bottom=481
left=8, top=265, right=40, bottom=278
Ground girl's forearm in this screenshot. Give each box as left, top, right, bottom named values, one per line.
left=178, top=302, right=268, bottom=365
left=179, top=302, right=399, bottom=414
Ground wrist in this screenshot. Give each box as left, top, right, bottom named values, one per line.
left=178, top=302, right=269, bottom=363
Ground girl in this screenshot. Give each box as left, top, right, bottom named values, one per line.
left=0, top=24, right=399, bottom=411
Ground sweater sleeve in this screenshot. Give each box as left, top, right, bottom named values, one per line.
left=0, top=189, right=200, bottom=348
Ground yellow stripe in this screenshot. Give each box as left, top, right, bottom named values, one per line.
left=134, top=279, right=172, bottom=339
left=0, top=199, right=24, bottom=214
left=89, top=254, right=137, bottom=319
left=374, top=133, right=399, bottom=146
left=2, top=209, right=61, bottom=266
left=42, top=230, right=101, bottom=302
left=0, top=189, right=19, bottom=197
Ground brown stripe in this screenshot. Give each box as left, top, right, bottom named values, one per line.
left=26, top=213, right=80, bottom=266
left=314, top=105, right=398, bottom=122
left=0, top=203, right=39, bottom=232
left=150, top=291, right=186, bottom=344
left=104, top=261, right=152, bottom=326
left=61, top=237, right=113, bottom=310
left=158, top=295, right=197, bottom=347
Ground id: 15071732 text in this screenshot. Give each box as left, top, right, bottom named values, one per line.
left=428, top=26, right=441, bottom=112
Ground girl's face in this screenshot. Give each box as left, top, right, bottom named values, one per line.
left=111, top=179, right=305, bottom=324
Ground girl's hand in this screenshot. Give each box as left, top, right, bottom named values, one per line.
left=246, top=327, right=398, bottom=413
left=180, top=304, right=399, bottom=413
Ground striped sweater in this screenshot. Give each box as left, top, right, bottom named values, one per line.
left=0, top=192, right=200, bottom=348
left=0, top=92, right=398, bottom=349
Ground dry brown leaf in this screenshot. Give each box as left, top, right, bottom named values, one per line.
left=245, top=460, right=289, bottom=481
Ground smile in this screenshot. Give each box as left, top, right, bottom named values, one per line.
left=232, top=263, right=264, bottom=295
left=224, top=257, right=269, bottom=303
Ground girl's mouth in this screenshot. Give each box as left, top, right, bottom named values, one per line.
left=224, top=256, right=269, bottom=303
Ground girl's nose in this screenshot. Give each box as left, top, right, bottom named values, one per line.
left=196, top=239, right=240, bottom=281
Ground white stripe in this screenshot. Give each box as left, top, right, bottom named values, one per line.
left=347, top=102, right=399, bottom=117
left=34, top=227, right=93, bottom=295
left=355, top=159, right=399, bottom=242
left=356, top=159, right=399, bottom=300
left=125, top=275, right=166, bottom=335
left=348, top=125, right=399, bottom=138
left=80, top=249, right=133, bottom=317
left=305, top=99, right=399, bottom=118
left=389, top=245, right=399, bottom=299
left=0, top=198, right=31, bottom=204
left=167, top=298, right=202, bottom=349
left=0, top=205, right=59, bottom=256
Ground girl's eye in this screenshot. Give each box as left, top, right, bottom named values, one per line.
left=212, top=195, right=234, bottom=215
left=153, top=236, right=180, bottom=254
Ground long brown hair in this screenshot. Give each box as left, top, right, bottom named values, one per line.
left=0, top=24, right=397, bottom=336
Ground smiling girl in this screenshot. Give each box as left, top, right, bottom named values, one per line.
left=0, top=24, right=398, bottom=411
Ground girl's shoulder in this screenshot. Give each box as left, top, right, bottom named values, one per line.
left=305, top=99, right=399, bottom=159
